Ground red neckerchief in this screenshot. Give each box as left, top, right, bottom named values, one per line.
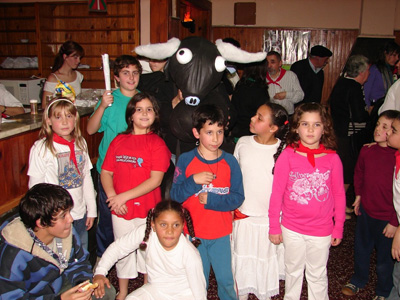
left=266, top=69, right=286, bottom=88
left=289, top=141, right=336, bottom=167
left=233, top=209, right=248, bottom=221
left=396, top=151, right=400, bottom=179
left=53, top=133, right=80, bottom=174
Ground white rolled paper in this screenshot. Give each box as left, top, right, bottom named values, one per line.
left=102, top=53, right=112, bottom=106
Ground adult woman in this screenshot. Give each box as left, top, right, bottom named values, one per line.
left=42, top=41, right=85, bottom=107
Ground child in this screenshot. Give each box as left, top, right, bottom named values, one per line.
left=93, top=200, right=207, bottom=300
left=100, top=92, right=171, bottom=299
left=28, top=98, right=96, bottom=249
left=42, top=41, right=85, bottom=106
left=0, top=183, right=115, bottom=299
left=342, top=110, right=399, bottom=299
left=386, top=114, right=400, bottom=300
left=170, top=104, right=245, bottom=300
left=87, top=55, right=142, bottom=257
left=268, top=102, right=346, bottom=300
left=232, top=102, right=288, bottom=300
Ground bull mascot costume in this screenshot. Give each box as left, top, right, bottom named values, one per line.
left=135, top=37, right=266, bottom=153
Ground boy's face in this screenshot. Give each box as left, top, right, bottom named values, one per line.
left=374, top=116, right=392, bottom=145
left=37, top=209, right=73, bottom=244
left=387, top=119, right=400, bottom=150
left=115, top=64, right=140, bottom=95
left=192, top=121, right=224, bottom=154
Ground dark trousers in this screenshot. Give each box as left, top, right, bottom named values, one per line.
left=350, top=205, right=395, bottom=297
left=95, top=175, right=114, bottom=257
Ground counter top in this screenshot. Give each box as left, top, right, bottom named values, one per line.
left=0, top=106, right=94, bottom=140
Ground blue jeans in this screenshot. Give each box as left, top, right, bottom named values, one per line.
left=73, top=215, right=88, bottom=250
left=350, top=205, right=395, bottom=297
left=95, top=175, right=114, bottom=257
left=197, top=235, right=237, bottom=300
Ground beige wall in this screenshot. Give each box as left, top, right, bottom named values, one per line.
left=211, top=0, right=400, bottom=35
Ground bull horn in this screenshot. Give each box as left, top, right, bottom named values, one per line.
left=134, top=38, right=181, bottom=60
left=215, top=39, right=266, bottom=63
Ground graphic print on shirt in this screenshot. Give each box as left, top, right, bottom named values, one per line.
left=195, top=183, right=229, bottom=196
left=289, top=169, right=330, bottom=204
left=56, top=150, right=85, bottom=189
left=115, top=155, right=144, bottom=168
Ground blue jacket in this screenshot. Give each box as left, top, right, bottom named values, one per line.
left=0, top=217, right=92, bottom=299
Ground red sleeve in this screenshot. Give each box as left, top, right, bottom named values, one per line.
left=353, top=146, right=366, bottom=196
left=150, top=136, right=171, bottom=172
left=331, top=154, right=346, bottom=239
left=101, top=136, right=118, bottom=172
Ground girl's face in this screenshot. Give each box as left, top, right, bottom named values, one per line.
left=151, top=210, right=183, bottom=251
left=385, top=52, right=399, bottom=66
left=296, top=111, right=324, bottom=149
left=115, top=64, right=140, bottom=96
left=387, top=119, right=400, bottom=150
left=132, top=98, right=155, bottom=134
left=47, top=108, right=76, bottom=140
left=63, top=52, right=81, bottom=70
left=374, top=116, right=392, bottom=146
left=250, top=105, right=277, bottom=136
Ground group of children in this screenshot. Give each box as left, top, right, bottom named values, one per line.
left=1, top=49, right=400, bottom=300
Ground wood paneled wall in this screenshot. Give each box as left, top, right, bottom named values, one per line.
left=213, top=27, right=359, bottom=104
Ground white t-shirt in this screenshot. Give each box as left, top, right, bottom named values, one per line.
left=43, top=71, right=84, bottom=97
left=27, top=138, right=96, bottom=220
left=95, top=224, right=207, bottom=300
left=234, top=136, right=281, bottom=217
left=0, top=84, right=23, bottom=107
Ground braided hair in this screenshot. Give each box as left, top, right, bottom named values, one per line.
left=262, top=102, right=289, bottom=174
left=139, top=200, right=201, bottom=251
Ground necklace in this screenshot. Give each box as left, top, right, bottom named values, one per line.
left=197, top=147, right=219, bottom=180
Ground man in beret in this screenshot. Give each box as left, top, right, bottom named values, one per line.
left=291, top=45, right=332, bottom=104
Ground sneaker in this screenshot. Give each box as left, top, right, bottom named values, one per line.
left=342, top=283, right=360, bottom=296
left=372, top=296, right=386, bottom=300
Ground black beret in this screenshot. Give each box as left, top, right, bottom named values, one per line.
left=310, top=45, right=332, bottom=57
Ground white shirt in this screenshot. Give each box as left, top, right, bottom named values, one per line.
left=267, top=70, right=304, bottom=114
left=234, top=136, right=281, bottom=217
left=27, top=138, right=97, bottom=220
left=378, top=80, right=400, bottom=114
left=0, top=84, right=23, bottom=107
left=95, top=224, right=207, bottom=300
left=43, top=71, right=84, bottom=97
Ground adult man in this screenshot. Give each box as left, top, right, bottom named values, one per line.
left=291, top=45, right=332, bottom=104
left=0, top=83, right=25, bottom=116
left=266, top=51, right=304, bottom=115
left=0, top=183, right=116, bottom=299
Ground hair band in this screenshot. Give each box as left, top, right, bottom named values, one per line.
left=284, top=120, right=289, bottom=125
left=46, top=98, right=74, bottom=117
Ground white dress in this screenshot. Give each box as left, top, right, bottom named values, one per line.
left=232, top=136, right=285, bottom=300
left=94, top=224, right=207, bottom=300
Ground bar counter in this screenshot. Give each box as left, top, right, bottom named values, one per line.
left=0, top=107, right=103, bottom=215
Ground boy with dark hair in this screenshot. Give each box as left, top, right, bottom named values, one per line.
left=0, top=183, right=115, bottom=299
left=170, top=104, right=245, bottom=300
left=87, top=54, right=142, bottom=257
left=342, top=110, right=400, bottom=300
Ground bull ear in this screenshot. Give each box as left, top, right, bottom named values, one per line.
left=134, top=38, right=181, bottom=60
left=215, top=39, right=266, bottom=63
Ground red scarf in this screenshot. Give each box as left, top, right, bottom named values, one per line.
left=289, top=141, right=336, bottom=167
left=53, top=133, right=80, bottom=174
left=266, top=69, right=286, bottom=88
left=395, top=151, right=400, bottom=179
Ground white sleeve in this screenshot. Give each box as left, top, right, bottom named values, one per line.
left=82, top=148, right=97, bottom=218
left=285, top=71, right=304, bottom=104
left=28, top=140, right=48, bottom=188
left=43, top=80, right=57, bottom=94
left=94, top=224, right=146, bottom=276
left=378, top=81, right=400, bottom=114
left=184, top=244, right=207, bottom=300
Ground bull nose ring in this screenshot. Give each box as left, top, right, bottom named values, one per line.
left=185, top=96, right=200, bottom=106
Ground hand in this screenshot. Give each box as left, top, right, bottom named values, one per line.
left=353, top=196, right=361, bottom=216
left=85, top=217, right=95, bottom=231
left=114, top=204, right=128, bottom=216
left=171, top=89, right=183, bottom=108
left=269, top=234, right=283, bottom=245
left=60, top=284, right=92, bottom=300
left=100, top=90, right=113, bottom=108
left=383, top=223, right=397, bottom=238
left=193, top=171, right=214, bottom=185
left=392, top=226, right=400, bottom=261
left=331, top=237, right=342, bottom=246
left=106, top=194, right=127, bottom=212
left=93, top=274, right=112, bottom=299
left=198, top=192, right=208, bottom=204
left=273, top=91, right=286, bottom=100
